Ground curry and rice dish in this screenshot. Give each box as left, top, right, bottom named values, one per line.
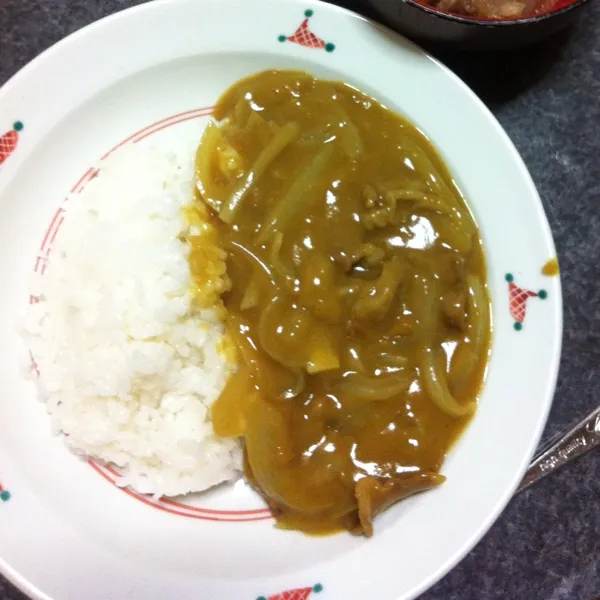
left=26, top=69, right=491, bottom=537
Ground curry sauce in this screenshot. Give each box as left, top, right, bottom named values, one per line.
left=193, top=70, right=492, bottom=536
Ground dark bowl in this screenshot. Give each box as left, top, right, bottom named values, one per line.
left=364, top=0, right=591, bottom=49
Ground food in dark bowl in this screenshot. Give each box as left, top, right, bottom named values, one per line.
left=365, top=0, right=591, bottom=49
left=422, top=0, right=567, bottom=20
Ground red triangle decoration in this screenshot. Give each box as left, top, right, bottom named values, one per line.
left=506, top=273, right=547, bottom=330
left=0, top=121, right=24, bottom=166
left=0, top=480, right=10, bottom=502
left=257, top=583, right=323, bottom=600
left=278, top=10, right=335, bottom=52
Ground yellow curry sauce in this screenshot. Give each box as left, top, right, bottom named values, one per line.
left=192, top=70, right=492, bottom=536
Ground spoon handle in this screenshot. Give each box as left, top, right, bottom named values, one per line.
left=517, top=405, right=600, bottom=493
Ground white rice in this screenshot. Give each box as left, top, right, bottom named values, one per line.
left=24, top=140, right=242, bottom=497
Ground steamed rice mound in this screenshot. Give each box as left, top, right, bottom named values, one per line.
left=25, top=142, right=242, bottom=497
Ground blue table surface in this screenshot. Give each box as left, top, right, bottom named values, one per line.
left=1, top=1, right=599, bottom=598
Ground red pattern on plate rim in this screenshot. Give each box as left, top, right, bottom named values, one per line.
left=505, top=272, right=548, bottom=331
left=0, top=480, right=10, bottom=502
left=30, top=106, right=272, bottom=522
left=0, top=121, right=24, bottom=166
left=257, top=583, right=323, bottom=600
left=278, top=10, right=335, bottom=52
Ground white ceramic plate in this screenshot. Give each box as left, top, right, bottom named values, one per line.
left=0, top=1, right=562, bottom=599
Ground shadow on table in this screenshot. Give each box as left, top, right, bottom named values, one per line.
left=423, top=27, right=574, bottom=108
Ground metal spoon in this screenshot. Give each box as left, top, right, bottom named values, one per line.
left=517, top=405, right=600, bottom=493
